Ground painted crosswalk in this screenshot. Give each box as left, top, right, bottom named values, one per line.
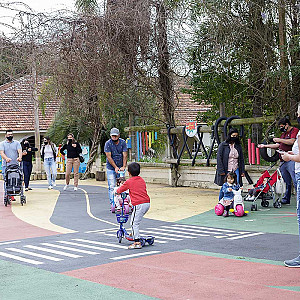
left=0, top=237, right=159, bottom=266
left=88, top=224, right=265, bottom=243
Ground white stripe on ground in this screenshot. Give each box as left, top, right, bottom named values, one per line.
left=72, top=239, right=128, bottom=249
left=6, top=248, right=63, bottom=261
left=165, top=225, right=237, bottom=236
left=227, top=232, right=265, bottom=240
left=110, top=251, right=161, bottom=260
left=85, top=228, right=116, bottom=233
left=172, top=224, right=250, bottom=234
left=57, top=241, right=116, bottom=252
left=79, top=188, right=118, bottom=227
left=146, top=227, right=198, bottom=238
left=160, top=226, right=211, bottom=237
left=0, top=251, right=43, bottom=265
left=24, top=245, right=82, bottom=258
left=40, top=243, right=99, bottom=255
left=139, top=230, right=181, bottom=241
left=0, top=241, right=21, bottom=246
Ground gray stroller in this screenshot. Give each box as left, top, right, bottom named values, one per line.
left=3, top=163, right=26, bottom=206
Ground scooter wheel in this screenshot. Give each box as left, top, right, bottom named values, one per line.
left=140, top=238, right=146, bottom=247
left=117, top=230, right=123, bottom=243
left=147, top=237, right=155, bottom=245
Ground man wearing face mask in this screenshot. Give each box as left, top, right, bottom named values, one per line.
left=104, top=128, right=128, bottom=210
left=258, top=117, right=299, bottom=204
left=0, top=129, right=22, bottom=197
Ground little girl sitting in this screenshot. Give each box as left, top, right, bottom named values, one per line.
left=113, top=177, right=131, bottom=214
left=215, top=172, right=245, bottom=217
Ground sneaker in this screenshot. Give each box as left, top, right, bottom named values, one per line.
left=53, top=183, right=57, bottom=187
left=74, top=187, right=78, bottom=191
left=63, top=185, right=68, bottom=191
left=28, top=188, right=32, bottom=190
left=281, top=199, right=290, bottom=205
left=128, top=242, right=142, bottom=249
left=284, top=256, right=300, bottom=267
left=248, top=195, right=255, bottom=201
left=10, top=196, right=16, bottom=201
left=25, top=188, right=28, bottom=192
left=223, top=210, right=229, bottom=217
left=48, top=186, right=53, bottom=190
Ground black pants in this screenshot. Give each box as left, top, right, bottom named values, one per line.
left=23, top=161, right=32, bottom=188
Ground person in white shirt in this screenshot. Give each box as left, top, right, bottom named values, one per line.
left=41, top=136, right=58, bottom=190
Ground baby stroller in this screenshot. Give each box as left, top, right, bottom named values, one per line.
left=3, top=164, right=26, bottom=206
left=244, top=168, right=285, bottom=211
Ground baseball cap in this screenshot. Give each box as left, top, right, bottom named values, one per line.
left=110, top=128, right=120, bottom=136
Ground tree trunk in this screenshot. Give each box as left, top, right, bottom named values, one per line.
left=290, top=0, right=300, bottom=109
left=31, top=54, right=42, bottom=173
left=278, top=0, right=289, bottom=110
left=81, top=122, right=101, bottom=179
left=156, top=2, right=175, bottom=127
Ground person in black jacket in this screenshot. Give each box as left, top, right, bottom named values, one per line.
left=21, top=139, right=38, bottom=191
left=60, top=133, right=82, bottom=191
left=214, top=128, right=245, bottom=199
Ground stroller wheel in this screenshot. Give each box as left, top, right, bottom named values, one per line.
left=117, top=230, right=123, bottom=243
left=251, top=204, right=258, bottom=211
left=261, top=200, right=269, bottom=208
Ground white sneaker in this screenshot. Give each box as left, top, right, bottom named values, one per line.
left=63, top=185, right=69, bottom=191
left=53, top=183, right=57, bottom=187
left=48, top=186, right=53, bottom=190
left=74, top=187, right=78, bottom=191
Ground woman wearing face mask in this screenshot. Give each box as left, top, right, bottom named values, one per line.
left=214, top=128, right=245, bottom=199
left=60, top=133, right=82, bottom=191
left=41, top=137, right=58, bottom=190
left=21, top=139, right=38, bottom=191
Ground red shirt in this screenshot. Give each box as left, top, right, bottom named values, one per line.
left=116, top=176, right=150, bottom=206
left=279, top=127, right=299, bottom=152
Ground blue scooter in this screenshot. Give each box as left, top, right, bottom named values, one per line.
left=116, top=193, right=154, bottom=247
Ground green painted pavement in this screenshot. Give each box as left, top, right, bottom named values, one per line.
left=179, top=200, right=299, bottom=235
left=268, top=286, right=300, bottom=292
left=0, top=260, right=158, bottom=300
left=180, top=249, right=283, bottom=266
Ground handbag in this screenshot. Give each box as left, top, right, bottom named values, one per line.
left=79, top=153, right=84, bottom=163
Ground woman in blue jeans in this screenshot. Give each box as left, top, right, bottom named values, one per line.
left=21, top=139, right=38, bottom=191
left=41, top=137, right=58, bottom=190
left=282, top=129, right=300, bottom=267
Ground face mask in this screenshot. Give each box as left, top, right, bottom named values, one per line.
left=230, top=137, right=239, bottom=143
left=7, top=136, right=13, bottom=141
left=112, top=138, right=119, bottom=143
left=279, top=126, right=287, bottom=132
left=68, top=139, right=73, bottom=143
left=44, top=140, right=48, bottom=144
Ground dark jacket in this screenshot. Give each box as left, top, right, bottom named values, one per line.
left=214, top=141, right=245, bottom=186
left=22, top=145, right=38, bottom=162
left=41, top=143, right=57, bottom=161
left=60, top=142, right=82, bottom=158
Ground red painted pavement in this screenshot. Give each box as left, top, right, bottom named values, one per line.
left=64, top=251, right=300, bottom=300
left=0, top=182, right=59, bottom=242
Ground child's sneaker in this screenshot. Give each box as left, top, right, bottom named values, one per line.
left=128, top=242, right=142, bottom=249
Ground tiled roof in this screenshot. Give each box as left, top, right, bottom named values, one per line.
left=174, top=79, right=211, bottom=126
left=0, top=76, right=60, bottom=131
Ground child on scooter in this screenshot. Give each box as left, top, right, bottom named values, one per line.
left=116, top=162, right=150, bottom=249
left=215, top=172, right=240, bottom=217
